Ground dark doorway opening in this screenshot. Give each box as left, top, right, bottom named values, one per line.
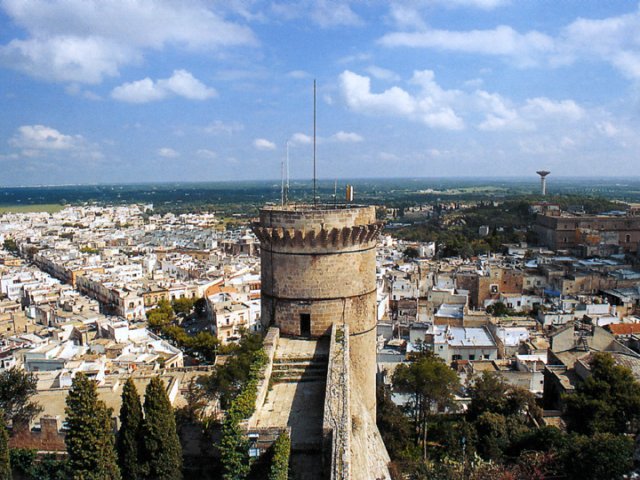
left=300, top=313, right=311, bottom=337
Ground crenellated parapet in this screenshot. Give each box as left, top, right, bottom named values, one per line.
left=252, top=222, right=383, bottom=250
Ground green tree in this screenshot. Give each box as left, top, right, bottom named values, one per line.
left=0, top=367, right=42, bottom=426
left=220, top=414, right=249, bottom=480
left=392, top=352, right=460, bottom=459
left=404, top=247, right=420, bottom=259
left=147, top=299, right=175, bottom=331
left=486, top=301, right=511, bottom=317
left=2, top=239, right=17, bottom=253
left=467, top=372, right=540, bottom=423
left=564, top=352, right=640, bottom=435
left=376, top=384, right=415, bottom=461
left=141, top=377, right=182, bottom=480
left=178, top=378, right=208, bottom=424
left=202, top=333, right=264, bottom=409
left=0, top=417, right=10, bottom=480
left=172, top=298, right=195, bottom=316
left=194, top=298, right=208, bottom=318
left=466, top=372, right=541, bottom=462
left=562, top=433, right=634, bottom=480
left=474, top=412, right=509, bottom=461
left=117, top=379, right=143, bottom=480
left=268, top=431, right=290, bottom=480
left=65, top=373, right=121, bottom=480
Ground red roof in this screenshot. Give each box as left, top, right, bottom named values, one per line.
left=607, top=323, right=640, bottom=335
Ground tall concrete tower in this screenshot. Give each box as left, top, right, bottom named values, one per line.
left=537, top=170, right=550, bottom=196
left=252, top=205, right=383, bottom=418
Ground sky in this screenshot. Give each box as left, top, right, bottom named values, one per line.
left=1, top=0, right=640, bottom=186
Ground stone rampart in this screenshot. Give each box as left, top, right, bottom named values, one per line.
left=323, top=324, right=351, bottom=480
left=258, top=205, right=376, bottom=231
left=9, top=416, right=66, bottom=453
left=254, top=204, right=380, bottom=421
left=249, top=326, right=279, bottom=426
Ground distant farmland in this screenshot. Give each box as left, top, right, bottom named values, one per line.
left=0, top=204, right=64, bottom=214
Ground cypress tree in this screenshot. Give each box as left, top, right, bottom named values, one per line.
left=0, top=416, right=10, bottom=480
left=141, top=377, right=182, bottom=480
left=65, top=373, right=121, bottom=480
left=117, top=378, right=143, bottom=480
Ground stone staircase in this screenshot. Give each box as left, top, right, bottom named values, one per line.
left=270, top=353, right=329, bottom=384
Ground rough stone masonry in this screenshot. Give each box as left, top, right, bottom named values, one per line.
left=252, top=204, right=382, bottom=420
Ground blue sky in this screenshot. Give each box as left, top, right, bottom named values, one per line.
left=1, top=0, right=640, bottom=186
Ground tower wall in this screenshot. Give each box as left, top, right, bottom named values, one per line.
left=253, top=205, right=382, bottom=418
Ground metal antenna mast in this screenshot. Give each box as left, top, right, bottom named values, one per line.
left=313, top=79, right=317, bottom=206
left=280, top=154, right=285, bottom=206
left=285, top=140, right=290, bottom=204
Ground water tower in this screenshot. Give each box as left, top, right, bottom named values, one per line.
left=536, top=170, right=550, bottom=196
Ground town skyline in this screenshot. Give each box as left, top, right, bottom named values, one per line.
left=2, top=1, right=640, bottom=186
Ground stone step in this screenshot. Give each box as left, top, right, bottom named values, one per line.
left=273, top=378, right=327, bottom=384
left=273, top=355, right=329, bottom=364
left=272, top=363, right=327, bottom=371
left=271, top=374, right=327, bottom=384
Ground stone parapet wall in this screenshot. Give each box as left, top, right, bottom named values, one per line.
left=253, top=223, right=383, bottom=254
left=259, top=205, right=376, bottom=231
left=10, top=416, right=66, bottom=453
left=323, top=324, right=351, bottom=480
left=249, top=327, right=279, bottom=426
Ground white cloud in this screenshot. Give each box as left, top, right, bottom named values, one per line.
left=522, top=97, right=584, bottom=120
left=597, top=121, right=619, bottom=138
left=339, top=69, right=464, bottom=130
left=378, top=152, right=400, bottom=161
left=203, top=120, right=244, bottom=135
left=287, top=70, right=310, bottom=79
left=290, top=131, right=363, bottom=145
left=331, top=131, right=363, bottom=142
left=311, top=0, right=362, bottom=28
left=340, top=70, right=415, bottom=116
left=380, top=7, right=640, bottom=80
left=271, top=0, right=362, bottom=28
left=437, top=0, right=508, bottom=9
left=7, top=124, right=102, bottom=159
left=10, top=125, right=80, bottom=151
left=289, top=133, right=313, bottom=145
left=196, top=149, right=217, bottom=159
left=476, top=90, right=530, bottom=131
left=112, top=78, right=166, bottom=103
left=157, top=147, right=179, bottom=158
left=254, top=138, right=276, bottom=150
left=380, top=26, right=554, bottom=67
left=0, top=0, right=256, bottom=84
left=388, top=5, right=426, bottom=30
left=340, top=69, right=587, bottom=132
left=159, top=70, right=216, bottom=100
left=111, top=70, right=216, bottom=103
left=364, top=65, right=400, bottom=82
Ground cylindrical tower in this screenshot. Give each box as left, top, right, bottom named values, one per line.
left=252, top=205, right=382, bottom=417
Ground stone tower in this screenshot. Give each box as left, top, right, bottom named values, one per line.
left=252, top=205, right=383, bottom=418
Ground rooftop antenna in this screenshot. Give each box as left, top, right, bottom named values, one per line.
left=280, top=153, right=285, bottom=206
left=313, top=79, right=317, bottom=206
left=285, top=140, right=290, bottom=204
